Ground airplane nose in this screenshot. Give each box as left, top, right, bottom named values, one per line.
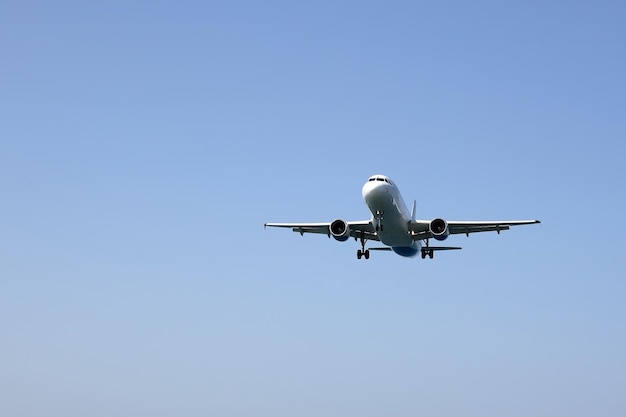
left=362, top=180, right=387, bottom=200
left=362, top=181, right=374, bottom=199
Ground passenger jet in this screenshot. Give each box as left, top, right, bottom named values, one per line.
left=265, top=174, right=540, bottom=259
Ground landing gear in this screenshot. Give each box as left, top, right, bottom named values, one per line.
left=375, top=211, right=384, bottom=231
left=357, top=231, right=370, bottom=260
left=421, top=239, right=434, bottom=259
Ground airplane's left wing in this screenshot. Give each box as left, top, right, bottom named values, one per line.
left=409, top=219, right=540, bottom=240
left=264, top=220, right=378, bottom=241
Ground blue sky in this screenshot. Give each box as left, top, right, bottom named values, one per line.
left=1, top=1, right=625, bottom=416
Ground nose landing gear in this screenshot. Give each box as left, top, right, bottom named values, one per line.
left=375, top=211, right=384, bottom=231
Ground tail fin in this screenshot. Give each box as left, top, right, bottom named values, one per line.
left=411, top=200, right=416, bottom=221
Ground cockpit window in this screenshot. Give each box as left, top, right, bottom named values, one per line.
left=368, top=176, right=392, bottom=185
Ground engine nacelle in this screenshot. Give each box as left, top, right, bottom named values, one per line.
left=429, top=218, right=450, bottom=241
left=330, top=219, right=350, bottom=242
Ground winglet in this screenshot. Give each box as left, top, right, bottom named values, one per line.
left=411, top=200, right=416, bottom=221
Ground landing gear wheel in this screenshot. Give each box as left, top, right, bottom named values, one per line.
left=422, top=239, right=435, bottom=259
left=357, top=231, right=370, bottom=260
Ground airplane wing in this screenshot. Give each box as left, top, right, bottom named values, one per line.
left=264, top=220, right=379, bottom=241
left=409, top=219, right=540, bottom=240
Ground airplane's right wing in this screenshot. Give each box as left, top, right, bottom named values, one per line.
left=264, top=220, right=379, bottom=241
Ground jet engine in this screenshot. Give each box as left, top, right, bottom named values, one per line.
left=429, top=218, right=450, bottom=241
left=330, top=219, right=350, bottom=242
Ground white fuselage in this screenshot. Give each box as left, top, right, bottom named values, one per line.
left=361, top=175, right=420, bottom=257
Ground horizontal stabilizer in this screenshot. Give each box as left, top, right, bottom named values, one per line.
left=423, top=246, right=462, bottom=251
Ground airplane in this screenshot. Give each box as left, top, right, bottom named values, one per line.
left=264, top=174, right=540, bottom=259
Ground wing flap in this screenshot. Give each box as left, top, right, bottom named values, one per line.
left=449, top=223, right=510, bottom=236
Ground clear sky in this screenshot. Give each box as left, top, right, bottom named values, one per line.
left=1, top=1, right=625, bottom=416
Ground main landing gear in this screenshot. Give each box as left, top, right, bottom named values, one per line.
left=357, top=231, right=370, bottom=260
left=421, top=239, right=434, bottom=259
